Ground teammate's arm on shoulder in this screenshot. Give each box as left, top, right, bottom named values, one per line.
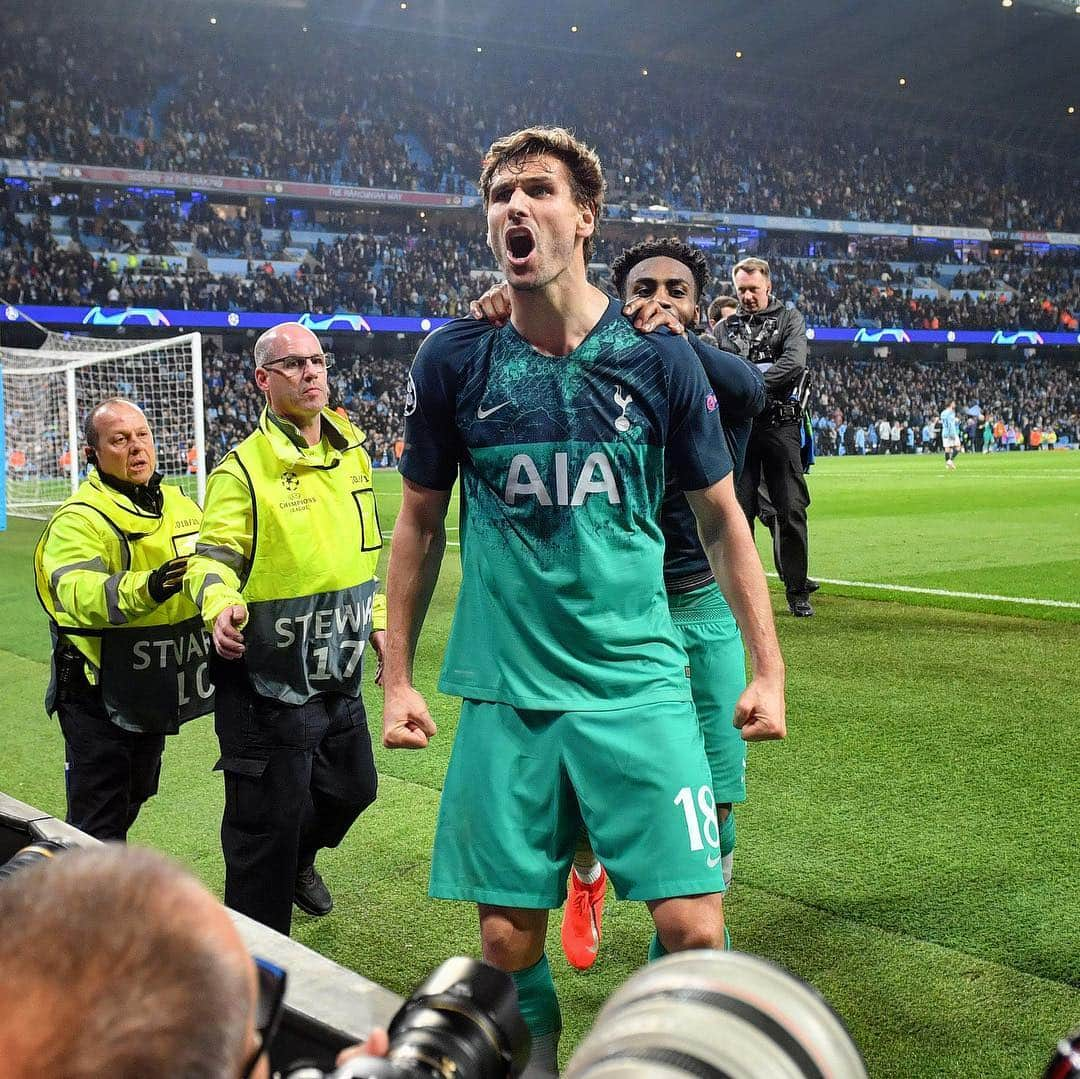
left=468, top=281, right=511, bottom=326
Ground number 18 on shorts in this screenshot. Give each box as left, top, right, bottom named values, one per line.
left=429, top=699, right=726, bottom=907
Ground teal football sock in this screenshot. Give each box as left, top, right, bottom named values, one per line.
left=511, top=953, right=561, bottom=1076
left=720, top=810, right=736, bottom=889
left=648, top=932, right=669, bottom=962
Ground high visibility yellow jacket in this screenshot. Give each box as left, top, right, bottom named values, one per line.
left=34, top=470, right=211, bottom=733
left=186, top=406, right=385, bottom=706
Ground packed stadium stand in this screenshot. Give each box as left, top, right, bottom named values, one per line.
left=5, top=189, right=1079, bottom=327
left=2, top=0, right=1078, bottom=461
left=3, top=3, right=1077, bottom=227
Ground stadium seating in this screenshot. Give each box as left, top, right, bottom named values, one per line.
left=4, top=190, right=1078, bottom=329
left=2, top=6, right=1075, bottom=230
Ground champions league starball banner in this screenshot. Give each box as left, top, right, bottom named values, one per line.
left=1, top=304, right=447, bottom=336
left=4, top=303, right=1079, bottom=347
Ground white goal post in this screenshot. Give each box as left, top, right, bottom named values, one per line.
left=1, top=332, right=205, bottom=520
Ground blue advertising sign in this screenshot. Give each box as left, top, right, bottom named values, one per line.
left=4, top=304, right=1079, bottom=347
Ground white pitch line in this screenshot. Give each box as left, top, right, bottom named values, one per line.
left=378, top=533, right=1074, bottom=606
left=765, top=573, right=1080, bottom=609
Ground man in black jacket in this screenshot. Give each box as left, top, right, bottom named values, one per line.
left=718, top=257, right=814, bottom=617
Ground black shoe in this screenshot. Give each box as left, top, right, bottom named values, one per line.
left=779, top=576, right=819, bottom=593
left=787, top=596, right=814, bottom=617
left=294, top=864, right=333, bottom=916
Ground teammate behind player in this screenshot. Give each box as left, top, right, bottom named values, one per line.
left=565, top=240, right=767, bottom=966
left=384, top=128, right=786, bottom=1076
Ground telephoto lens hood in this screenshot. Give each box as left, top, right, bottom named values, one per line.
left=564, top=950, right=868, bottom=1079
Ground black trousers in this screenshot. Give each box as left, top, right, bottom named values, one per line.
left=56, top=671, right=164, bottom=842
left=736, top=418, right=811, bottom=598
left=213, top=674, right=377, bottom=934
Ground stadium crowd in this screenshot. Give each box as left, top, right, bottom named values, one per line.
left=2, top=5, right=1076, bottom=231
left=195, top=338, right=1080, bottom=467
left=3, top=5, right=1079, bottom=466
left=767, top=258, right=1080, bottom=332
left=808, top=355, right=1079, bottom=455
left=4, top=197, right=1079, bottom=331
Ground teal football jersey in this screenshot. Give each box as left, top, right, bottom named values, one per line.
left=401, top=298, right=731, bottom=710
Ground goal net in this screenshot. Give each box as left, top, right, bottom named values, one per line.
left=1, top=331, right=205, bottom=520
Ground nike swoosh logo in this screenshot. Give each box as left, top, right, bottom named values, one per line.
left=706, top=852, right=723, bottom=868
left=476, top=401, right=510, bottom=419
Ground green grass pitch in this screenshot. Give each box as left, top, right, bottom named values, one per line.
left=1, top=450, right=1078, bottom=1076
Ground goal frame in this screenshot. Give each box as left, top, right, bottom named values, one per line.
left=1, top=333, right=205, bottom=518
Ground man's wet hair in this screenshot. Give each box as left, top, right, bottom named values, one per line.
left=480, top=126, right=605, bottom=264
left=610, top=238, right=710, bottom=303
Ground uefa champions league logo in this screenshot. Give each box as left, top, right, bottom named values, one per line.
left=82, top=306, right=171, bottom=327
left=853, top=327, right=911, bottom=344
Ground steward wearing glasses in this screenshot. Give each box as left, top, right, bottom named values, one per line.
left=186, top=322, right=385, bottom=935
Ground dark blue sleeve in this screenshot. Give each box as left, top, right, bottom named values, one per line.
left=398, top=323, right=467, bottom=491
left=654, top=333, right=733, bottom=492
left=688, top=335, right=766, bottom=421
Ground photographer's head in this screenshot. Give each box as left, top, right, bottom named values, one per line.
left=0, top=845, right=266, bottom=1079
left=708, top=295, right=739, bottom=330
left=732, top=257, right=772, bottom=314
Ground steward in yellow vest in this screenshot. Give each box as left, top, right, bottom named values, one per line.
left=187, top=404, right=385, bottom=705
left=184, top=321, right=384, bottom=934
left=33, top=399, right=207, bottom=840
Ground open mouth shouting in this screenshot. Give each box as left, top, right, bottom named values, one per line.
left=504, top=226, right=536, bottom=269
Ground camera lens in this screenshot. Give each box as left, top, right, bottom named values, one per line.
left=325, top=958, right=530, bottom=1079
left=384, top=958, right=530, bottom=1079
left=0, top=841, right=69, bottom=885
left=564, top=950, right=867, bottom=1079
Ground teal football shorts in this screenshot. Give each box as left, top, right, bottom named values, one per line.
left=669, top=582, right=748, bottom=805
left=429, top=697, right=726, bottom=907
